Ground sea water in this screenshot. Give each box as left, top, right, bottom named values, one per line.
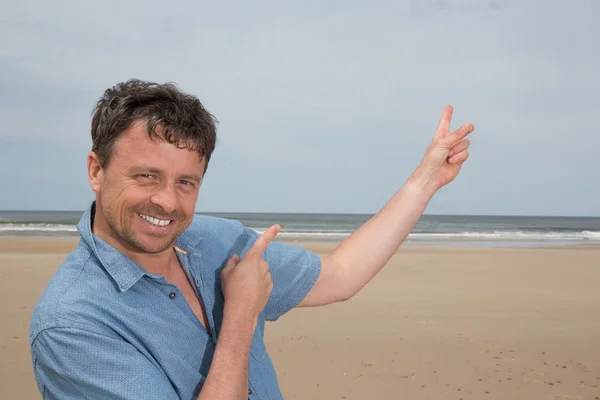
left=1, top=210, right=599, bottom=247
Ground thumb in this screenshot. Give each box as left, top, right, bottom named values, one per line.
left=434, top=104, right=453, bottom=139
left=223, top=254, right=240, bottom=271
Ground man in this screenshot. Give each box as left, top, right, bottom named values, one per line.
left=29, top=79, right=473, bottom=400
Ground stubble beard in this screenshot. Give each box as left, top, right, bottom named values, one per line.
left=103, top=203, right=181, bottom=255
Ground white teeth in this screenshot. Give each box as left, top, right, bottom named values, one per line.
left=138, top=213, right=171, bottom=227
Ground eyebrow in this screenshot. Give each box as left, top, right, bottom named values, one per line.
left=179, top=174, right=203, bottom=183
left=131, top=167, right=202, bottom=183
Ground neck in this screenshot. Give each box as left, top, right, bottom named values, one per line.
left=92, top=203, right=176, bottom=275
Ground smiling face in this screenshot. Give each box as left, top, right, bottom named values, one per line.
left=88, top=120, right=206, bottom=255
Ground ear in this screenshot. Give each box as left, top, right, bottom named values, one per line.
left=87, top=152, right=103, bottom=193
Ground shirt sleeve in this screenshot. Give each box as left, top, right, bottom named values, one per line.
left=31, top=326, right=181, bottom=400
left=241, top=227, right=322, bottom=322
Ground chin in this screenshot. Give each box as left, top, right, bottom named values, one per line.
left=135, top=238, right=175, bottom=254
left=121, top=229, right=176, bottom=254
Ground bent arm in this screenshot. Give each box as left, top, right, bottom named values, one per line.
left=197, top=304, right=256, bottom=400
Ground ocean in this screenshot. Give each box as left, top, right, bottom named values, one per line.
left=0, top=210, right=599, bottom=247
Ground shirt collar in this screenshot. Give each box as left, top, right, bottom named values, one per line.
left=76, top=201, right=202, bottom=292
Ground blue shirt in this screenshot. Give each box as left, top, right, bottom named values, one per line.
left=29, top=202, right=321, bottom=400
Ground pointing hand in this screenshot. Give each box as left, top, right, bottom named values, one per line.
left=414, top=105, right=475, bottom=191
left=220, top=224, right=281, bottom=319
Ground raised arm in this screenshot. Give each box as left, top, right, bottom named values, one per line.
left=299, top=105, right=475, bottom=306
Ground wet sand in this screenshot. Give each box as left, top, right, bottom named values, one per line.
left=1, top=237, right=599, bottom=399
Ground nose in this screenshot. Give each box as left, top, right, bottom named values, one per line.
left=149, top=183, right=179, bottom=215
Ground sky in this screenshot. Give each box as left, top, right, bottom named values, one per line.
left=1, top=0, right=598, bottom=216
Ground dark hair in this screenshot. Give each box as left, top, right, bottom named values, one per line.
left=91, top=79, right=218, bottom=171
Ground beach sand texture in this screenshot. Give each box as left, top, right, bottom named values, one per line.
left=1, top=238, right=599, bottom=399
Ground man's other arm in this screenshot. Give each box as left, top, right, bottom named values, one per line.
left=299, top=106, right=475, bottom=307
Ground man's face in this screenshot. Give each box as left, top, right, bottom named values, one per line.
left=89, top=121, right=206, bottom=254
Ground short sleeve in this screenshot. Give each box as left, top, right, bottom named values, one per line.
left=31, top=326, right=181, bottom=400
left=245, top=228, right=322, bottom=322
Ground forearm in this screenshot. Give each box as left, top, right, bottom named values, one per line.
left=197, top=305, right=256, bottom=400
left=326, top=173, right=436, bottom=299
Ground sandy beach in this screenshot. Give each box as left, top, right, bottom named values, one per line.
left=1, top=237, right=599, bottom=399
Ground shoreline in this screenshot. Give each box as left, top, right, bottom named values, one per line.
left=1, top=235, right=599, bottom=254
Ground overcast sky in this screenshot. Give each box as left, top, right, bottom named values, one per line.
left=1, top=0, right=598, bottom=216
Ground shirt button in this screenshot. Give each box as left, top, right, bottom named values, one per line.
left=168, top=292, right=176, bottom=299
left=248, top=388, right=252, bottom=396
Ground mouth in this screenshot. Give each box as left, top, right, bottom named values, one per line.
left=137, top=213, right=172, bottom=227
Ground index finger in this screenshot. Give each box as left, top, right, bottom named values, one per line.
left=442, top=122, right=475, bottom=148
left=247, top=224, right=281, bottom=257
left=435, top=104, right=453, bottom=138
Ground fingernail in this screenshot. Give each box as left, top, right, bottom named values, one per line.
left=448, top=151, right=454, bottom=157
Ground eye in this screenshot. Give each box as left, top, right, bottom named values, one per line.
left=137, top=174, right=155, bottom=181
left=178, top=180, right=196, bottom=188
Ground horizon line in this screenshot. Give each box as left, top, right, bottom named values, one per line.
left=0, top=209, right=598, bottom=219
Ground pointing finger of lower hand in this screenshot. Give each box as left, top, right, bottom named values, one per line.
left=248, top=224, right=281, bottom=257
